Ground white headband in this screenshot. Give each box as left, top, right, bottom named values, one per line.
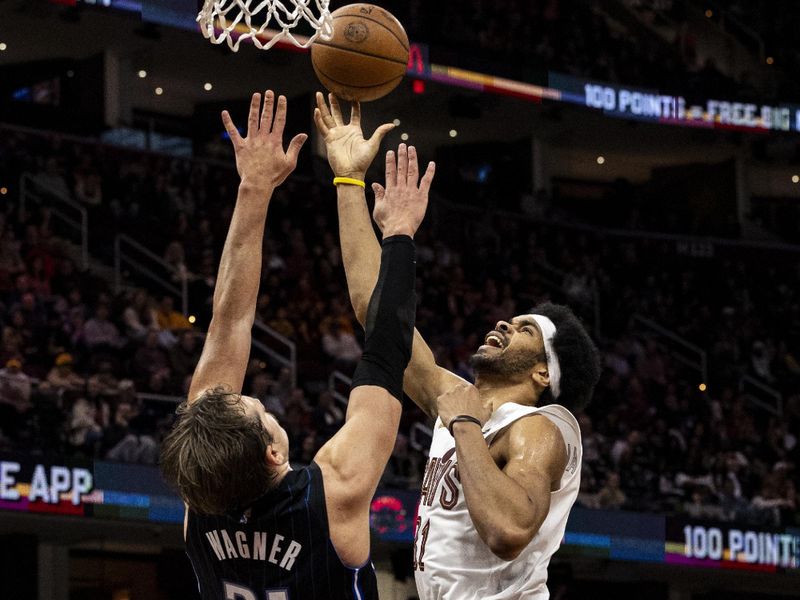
left=526, top=314, right=562, bottom=399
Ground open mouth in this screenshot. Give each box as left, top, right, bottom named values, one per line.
left=484, top=333, right=505, bottom=349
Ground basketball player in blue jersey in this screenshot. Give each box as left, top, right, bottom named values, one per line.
left=160, top=90, right=434, bottom=600
left=316, top=93, right=602, bottom=599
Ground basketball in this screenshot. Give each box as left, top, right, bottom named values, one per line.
left=310, top=3, right=409, bottom=102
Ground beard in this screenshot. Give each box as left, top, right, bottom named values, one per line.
left=470, top=347, right=537, bottom=378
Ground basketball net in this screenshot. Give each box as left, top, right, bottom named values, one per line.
left=197, top=0, right=334, bottom=52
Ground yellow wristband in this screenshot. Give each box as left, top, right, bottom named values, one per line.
left=333, top=177, right=366, bottom=188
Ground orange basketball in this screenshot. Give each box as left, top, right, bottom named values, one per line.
left=311, top=3, right=410, bottom=102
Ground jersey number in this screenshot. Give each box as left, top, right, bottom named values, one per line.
left=224, top=582, right=289, bottom=600
left=412, top=517, right=430, bottom=571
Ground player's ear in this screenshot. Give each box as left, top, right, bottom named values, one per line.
left=266, top=444, right=285, bottom=466
left=531, top=358, right=550, bottom=392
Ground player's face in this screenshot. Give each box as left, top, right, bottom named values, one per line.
left=470, top=316, right=547, bottom=378
left=241, top=395, right=290, bottom=464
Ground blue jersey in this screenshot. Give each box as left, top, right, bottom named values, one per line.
left=186, top=462, right=378, bottom=600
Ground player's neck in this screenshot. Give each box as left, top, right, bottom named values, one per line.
left=273, top=461, right=292, bottom=484
left=474, top=376, right=539, bottom=412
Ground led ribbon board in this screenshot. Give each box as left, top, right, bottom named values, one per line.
left=48, top=2, right=800, bottom=134
left=2, top=455, right=799, bottom=572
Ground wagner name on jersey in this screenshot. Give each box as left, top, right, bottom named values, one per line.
left=186, top=462, right=379, bottom=600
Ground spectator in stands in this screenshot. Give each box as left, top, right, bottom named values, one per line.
left=132, top=331, right=171, bottom=387
left=595, top=472, right=627, bottom=510
left=74, top=156, right=103, bottom=206
left=321, top=321, right=362, bottom=369
left=34, top=157, right=70, bottom=200
left=83, top=303, right=124, bottom=351
left=164, top=240, right=190, bottom=283
left=312, top=390, right=344, bottom=438
left=88, top=360, right=120, bottom=397
left=28, top=256, right=52, bottom=297
left=104, top=398, right=159, bottom=464
left=169, top=330, right=201, bottom=383
left=122, top=289, right=159, bottom=341
left=0, top=358, right=32, bottom=440
left=67, top=396, right=103, bottom=455
left=0, top=227, right=25, bottom=282
left=380, top=433, right=418, bottom=490
left=249, top=371, right=285, bottom=418
left=155, top=295, right=191, bottom=334
left=46, top=353, right=85, bottom=391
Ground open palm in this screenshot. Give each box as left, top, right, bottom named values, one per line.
left=314, top=92, right=395, bottom=180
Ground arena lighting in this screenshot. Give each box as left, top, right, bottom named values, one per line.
left=204, top=82, right=213, bottom=91
left=449, top=129, right=458, bottom=138
left=401, top=133, right=409, bottom=141
left=766, top=56, right=775, bottom=65
left=0, top=187, right=7, bottom=195
left=705, top=9, right=713, bottom=18
left=0, top=43, right=7, bottom=51
left=596, top=156, right=606, bottom=165
left=188, top=315, right=197, bottom=324
left=699, top=383, right=707, bottom=392
left=138, top=70, right=147, bottom=78
left=66, top=70, right=75, bottom=78
left=412, top=79, right=425, bottom=94
left=155, top=86, right=164, bottom=95
left=392, top=118, right=401, bottom=126
left=793, top=175, right=800, bottom=184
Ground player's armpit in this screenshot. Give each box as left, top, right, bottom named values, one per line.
left=402, top=329, right=466, bottom=420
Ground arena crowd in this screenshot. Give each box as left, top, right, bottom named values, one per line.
left=0, top=125, right=797, bottom=528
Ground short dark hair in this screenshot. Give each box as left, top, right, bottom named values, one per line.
left=160, top=387, right=276, bottom=515
left=529, top=302, right=601, bottom=413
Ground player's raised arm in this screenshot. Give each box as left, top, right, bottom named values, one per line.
left=314, top=92, right=459, bottom=418
left=187, top=91, right=307, bottom=403
left=313, top=144, right=424, bottom=568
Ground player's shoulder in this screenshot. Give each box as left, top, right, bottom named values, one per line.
left=507, top=411, right=563, bottom=446
left=496, top=411, right=567, bottom=472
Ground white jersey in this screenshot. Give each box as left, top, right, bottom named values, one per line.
left=414, top=402, right=582, bottom=600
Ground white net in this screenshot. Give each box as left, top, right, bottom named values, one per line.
left=197, top=0, right=334, bottom=52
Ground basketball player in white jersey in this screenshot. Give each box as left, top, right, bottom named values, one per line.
left=315, top=93, right=601, bottom=599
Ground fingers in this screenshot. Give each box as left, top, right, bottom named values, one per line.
left=350, top=101, right=361, bottom=126
left=371, top=182, right=385, bottom=202
left=368, top=123, right=395, bottom=147
left=313, top=108, right=330, bottom=137
left=286, top=133, right=309, bottom=168
left=419, top=161, right=437, bottom=194
left=272, top=95, right=287, bottom=137
left=221, top=110, right=242, bottom=146
left=396, top=143, right=408, bottom=186
left=247, top=92, right=261, bottom=138
left=260, top=90, right=275, bottom=134
left=329, top=93, right=344, bottom=126
left=407, top=146, right=420, bottom=188
left=385, top=150, right=397, bottom=189
left=316, top=91, right=336, bottom=130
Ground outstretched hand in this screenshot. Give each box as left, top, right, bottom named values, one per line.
left=314, top=92, right=395, bottom=180
left=372, top=144, right=435, bottom=239
left=222, top=90, right=308, bottom=190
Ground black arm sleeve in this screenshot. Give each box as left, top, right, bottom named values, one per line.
left=350, top=235, right=417, bottom=402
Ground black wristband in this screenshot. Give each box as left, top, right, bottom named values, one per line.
left=448, top=415, right=483, bottom=437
